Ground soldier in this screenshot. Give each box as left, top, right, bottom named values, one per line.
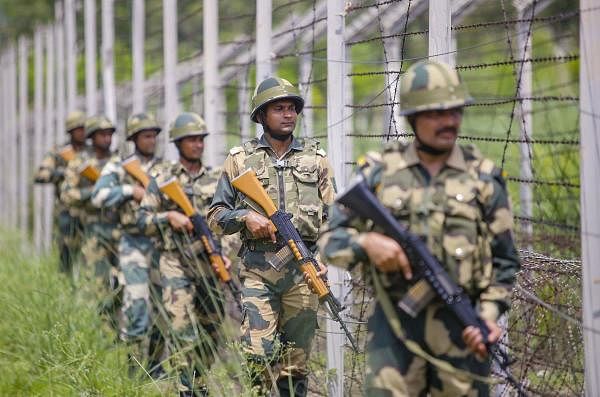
left=90, top=113, right=164, bottom=374
left=136, top=112, right=229, bottom=396
left=60, top=115, right=120, bottom=325
left=207, top=77, right=335, bottom=397
left=34, top=109, right=87, bottom=276
left=319, top=60, right=521, bottom=396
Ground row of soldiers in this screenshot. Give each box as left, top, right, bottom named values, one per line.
left=34, top=60, right=521, bottom=397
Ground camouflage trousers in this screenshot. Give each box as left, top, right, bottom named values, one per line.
left=240, top=260, right=319, bottom=384
left=55, top=209, right=82, bottom=276
left=118, top=233, right=163, bottom=365
left=160, top=250, right=225, bottom=392
left=81, top=222, right=120, bottom=328
left=365, top=302, right=491, bottom=397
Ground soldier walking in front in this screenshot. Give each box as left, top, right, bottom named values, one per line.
left=91, top=113, right=165, bottom=376
left=208, top=77, right=336, bottom=397
left=136, top=112, right=229, bottom=396
left=319, top=60, right=521, bottom=396
left=34, top=110, right=88, bottom=277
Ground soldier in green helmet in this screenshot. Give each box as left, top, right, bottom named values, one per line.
left=34, top=109, right=88, bottom=276
left=136, top=112, right=230, bottom=396
left=207, top=77, right=336, bottom=397
left=319, top=60, right=521, bottom=396
left=60, top=115, right=120, bottom=326
left=91, top=112, right=165, bottom=376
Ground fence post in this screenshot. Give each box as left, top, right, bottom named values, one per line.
left=132, top=0, right=145, bottom=114
left=298, top=52, right=313, bottom=137
left=0, top=52, right=6, bottom=224
left=84, top=0, right=98, bottom=115
left=33, top=28, right=44, bottom=252
left=56, top=2, right=66, bottom=145
left=18, top=37, right=30, bottom=235
left=327, top=1, right=347, bottom=395
left=162, top=0, right=178, bottom=161
left=580, top=1, right=600, bottom=395
left=101, top=0, right=116, bottom=129
left=44, top=25, right=56, bottom=251
left=238, top=68, right=252, bottom=143
left=203, top=0, right=220, bottom=167
left=383, top=36, right=404, bottom=139
left=8, top=45, right=19, bottom=229
left=428, top=0, right=452, bottom=64
left=65, top=0, right=77, bottom=112
left=255, top=0, right=272, bottom=137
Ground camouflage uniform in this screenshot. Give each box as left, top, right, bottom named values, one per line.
left=319, top=61, right=521, bottom=397
left=60, top=116, right=120, bottom=324
left=33, top=110, right=87, bottom=275
left=90, top=113, right=164, bottom=367
left=207, top=133, right=336, bottom=395
left=136, top=112, right=225, bottom=393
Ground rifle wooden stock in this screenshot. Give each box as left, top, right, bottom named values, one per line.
left=231, top=169, right=277, bottom=216
left=158, top=178, right=195, bottom=217
left=59, top=145, right=76, bottom=162
left=79, top=164, right=101, bottom=182
left=122, top=157, right=150, bottom=188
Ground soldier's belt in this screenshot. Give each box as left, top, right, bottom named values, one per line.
left=244, top=238, right=316, bottom=252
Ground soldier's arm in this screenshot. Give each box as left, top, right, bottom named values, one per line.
left=207, top=154, right=250, bottom=235
left=317, top=154, right=337, bottom=212
left=60, top=159, right=91, bottom=207
left=318, top=164, right=383, bottom=270
left=136, top=176, right=170, bottom=236
left=91, top=160, right=134, bottom=208
left=478, top=169, right=521, bottom=322
left=34, top=151, right=61, bottom=184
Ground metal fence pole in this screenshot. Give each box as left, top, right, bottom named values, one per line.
left=132, top=0, right=145, bottom=114
left=255, top=0, right=272, bottom=137
left=18, top=37, right=30, bottom=235
left=44, top=25, right=56, bottom=251
left=101, top=0, right=116, bottom=128
left=238, top=69, right=252, bottom=143
left=33, top=28, right=44, bottom=252
left=8, top=45, right=19, bottom=229
left=203, top=0, right=220, bottom=167
left=428, top=0, right=452, bottom=64
left=162, top=0, right=178, bottom=161
left=84, top=0, right=98, bottom=115
left=0, top=52, right=6, bottom=224
left=65, top=0, right=77, bottom=112
left=56, top=2, right=66, bottom=145
left=326, top=1, right=347, bottom=395
left=299, top=52, right=313, bottom=137
left=580, top=1, right=600, bottom=394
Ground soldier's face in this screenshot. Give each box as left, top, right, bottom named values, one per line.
left=134, top=130, right=158, bottom=156
left=92, top=129, right=114, bottom=151
left=70, top=127, right=86, bottom=145
left=414, top=108, right=463, bottom=152
left=178, top=135, right=205, bottom=161
left=262, top=100, right=297, bottom=136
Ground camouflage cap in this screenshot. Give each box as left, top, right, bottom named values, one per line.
left=125, top=112, right=161, bottom=140
left=399, top=60, right=473, bottom=116
left=65, top=110, right=86, bottom=132
left=169, top=112, right=208, bottom=142
left=250, top=77, right=304, bottom=123
left=85, top=115, right=116, bottom=138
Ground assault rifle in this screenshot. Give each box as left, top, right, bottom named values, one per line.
left=58, top=145, right=76, bottom=162
left=79, top=162, right=101, bottom=182
left=158, top=177, right=242, bottom=312
left=336, top=177, right=526, bottom=395
left=231, top=169, right=359, bottom=352
left=122, top=156, right=150, bottom=188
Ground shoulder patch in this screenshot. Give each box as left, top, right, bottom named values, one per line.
left=229, top=146, right=244, bottom=156
left=316, top=148, right=327, bottom=157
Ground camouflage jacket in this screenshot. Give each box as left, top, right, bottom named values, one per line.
left=137, top=161, right=222, bottom=252
left=91, top=152, right=163, bottom=235
left=318, top=142, right=520, bottom=322
left=207, top=135, right=336, bottom=267
left=60, top=149, right=118, bottom=227
left=34, top=143, right=88, bottom=213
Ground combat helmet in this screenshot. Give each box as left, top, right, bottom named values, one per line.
left=169, top=112, right=208, bottom=142
left=85, top=115, right=116, bottom=138
left=125, top=112, right=161, bottom=141
left=65, top=110, right=86, bottom=133
left=399, top=60, right=473, bottom=116
left=250, top=77, right=304, bottom=123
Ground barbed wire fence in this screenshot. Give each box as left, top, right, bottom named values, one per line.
left=0, top=0, right=598, bottom=395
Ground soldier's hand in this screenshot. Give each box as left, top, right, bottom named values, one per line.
left=222, top=255, right=232, bottom=271
left=132, top=185, right=146, bottom=202
left=304, top=261, right=328, bottom=291
left=359, top=232, right=412, bottom=280
left=462, top=319, right=502, bottom=358
left=244, top=211, right=277, bottom=243
left=167, top=211, right=193, bottom=232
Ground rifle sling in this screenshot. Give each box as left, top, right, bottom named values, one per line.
left=370, top=266, right=499, bottom=386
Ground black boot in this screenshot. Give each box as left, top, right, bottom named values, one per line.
left=277, top=376, right=308, bottom=397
